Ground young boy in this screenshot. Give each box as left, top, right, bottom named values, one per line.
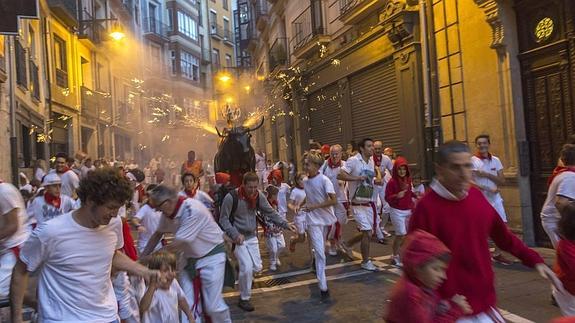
left=133, top=184, right=163, bottom=253
left=301, top=151, right=337, bottom=301
left=26, top=173, right=76, bottom=227
left=179, top=173, right=214, bottom=210
left=385, top=230, right=471, bottom=322
left=385, top=157, right=415, bottom=267
left=140, top=252, right=193, bottom=323
left=268, top=169, right=291, bottom=220
left=553, top=202, right=575, bottom=315
left=288, top=173, right=307, bottom=252
left=264, top=185, right=286, bottom=271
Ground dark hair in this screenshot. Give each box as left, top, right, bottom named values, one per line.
left=55, top=152, right=68, bottom=160
left=146, top=251, right=177, bottom=271
left=559, top=202, right=575, bottom=241
left=474, top=134, right=491, bottom=144
left=30, top=179, right=41, bottom=188
left=181, top=172, right=197, bottom=185
left=77, top=168, right=133, bottom=205
left=560, top=144, right=575, bottom=166
left=66, top=157, right=75, bottom=164
left=265, top=185, right=279, bottom=197
left=129, top=169, right=145, bottom=183
left=243, top=172, right=259, bottom=184
left=358, top=138, right=373, bottom=150
left=437, top=140, right=470, bottom=166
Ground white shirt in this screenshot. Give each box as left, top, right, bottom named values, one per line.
left=35, top=168, right=46, bottom=182
left=178, top=190, right=214, bottom=210
left=277, top=183, right=291, bottom=216
left=289, top=187, right=306, bottom=216
left=26, top=194, right=76, bottom=226
left=372, top=154, right=394, bottom=186
left=0, top=183, right=30, bottom=249
left=20, top=213, right=124, bottom=323
left=135, top=204, right=163, bottom=252
left=52, top=169, right=80, bottom=198
left=341, top=154, right=375, bottom=203
left=156, top=198, right=224, bottom=258
left=541, top=171, right=575, bottom=220
left=319, top=160, right=348, bottom=202
left=142, top=280, right=185, bottom=323
left=304, top=174, right=337, bottom=226
left=80, top=165, right=95, bottom=179
left=255, top=153, right=266, bottom=172
left=471, top=155, right=504, bottom=203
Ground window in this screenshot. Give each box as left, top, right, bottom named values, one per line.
left=180, top=50, right=199, bottom=81
left=29, top=26, right=36, bottom=60
left=54, top=35, right=67, bottom=71
left=223, top=17, right=230, bottom=36
left=225, top=54, right=232, bottom=67
left=171, top=50, right=177, bottom=75
left=177, top=10, right=198, bottom=40
left=148, top=3, right=157, bottom=20
left=212, top=48, right=220, bottom=66
left=210, top=11, right=217, bottom=32
left=167, top=8, right=173, bottom=31
left=150, top=44, right=161, bottom=72
left=223, top=0, right=228, bottom=10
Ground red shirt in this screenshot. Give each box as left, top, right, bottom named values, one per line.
left=409, top=187, right=544, bottom=314
left=555, top=239, right=575, bottom=295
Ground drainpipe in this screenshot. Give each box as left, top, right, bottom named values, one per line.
left=42, top=17, right=53, bottom=163
left=8, top=36, right=18, bottom=184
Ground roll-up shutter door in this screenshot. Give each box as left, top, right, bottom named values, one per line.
left=308, top=82, right=343, bottom=145
left=350, top=59, right=400, bottom=151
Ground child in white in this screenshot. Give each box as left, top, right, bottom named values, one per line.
left=133, top=184, right=163, bottom=253
left=302, top=152, right=337, bottom=300
left=288, top=173, right=308, bottom=252
left=140, top=251, right=193, bottom=323
left=264, top=185, right=286, bottom=271
left=26, top=173, right=76, bottom=227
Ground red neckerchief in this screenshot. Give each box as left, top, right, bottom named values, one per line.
left=184, top=188, right=197, bottom=198
left=373, top=154, right=382, bottom=167
left=327, top=158, right=341, bottom=169
left=474, top=152, right=492, bottom=160
left=57, top=167, right=71, bottom=175
left=548, top=166, right=575, bottom=187
left=168, top=196, right=186, bottom=219
left=44, top=192, right=61, bottom=209
left=136, top=184, right=145, bottom=203
left=267, top=198, right=278, bottom=210
left=239, top=186, right=259, bottom=209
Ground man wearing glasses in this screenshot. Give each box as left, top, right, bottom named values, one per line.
left=143, top=185, right=231, bottom=323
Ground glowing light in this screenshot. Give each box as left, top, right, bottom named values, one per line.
left=218, top=74, right=232, bottom=83
left=226, top=97, right=233, bottom=104
left=244, top=85, right=251, bottom=92
left=109, top=31, right=126, bottom=41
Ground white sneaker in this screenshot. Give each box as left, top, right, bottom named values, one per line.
left=328, top=246, right=338, bottom=256
left=391, top=256, right=402, bottom=267
left=361, top=260, right=378, bottom=271
left=270, top=264, right=277, bottom=271
left=276, top=259, right=282, bottom=267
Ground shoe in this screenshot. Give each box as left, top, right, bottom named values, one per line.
left=382, top=230, right=392, bottom=238
left=492, top=253, right=514, bottom=266
left=238, top=299, right=255, bottom=312
left=328, top=246, right=338, bottom=256
left=361, top=260, right=378, bottom=271
left=270, top=264, right=277, bottom=271
left=376, top=238, right=388, bottom=245
left=391, top=256, right=402, bottom=267
left=320, top=290, right=330, bottom=302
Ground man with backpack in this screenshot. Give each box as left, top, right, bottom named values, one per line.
left=219, top=172, right=296, bottom=312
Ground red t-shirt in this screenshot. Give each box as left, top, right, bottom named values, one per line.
left=555, top=239, right=575, bottom=295
left=409, top=187, right=544, bottom=314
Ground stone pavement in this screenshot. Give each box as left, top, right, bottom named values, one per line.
left=224, top=225, right=562, bottom=322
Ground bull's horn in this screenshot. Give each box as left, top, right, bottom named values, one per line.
left=215, top=127, right=225, bottom=137
left=248, top=117, right=265, bottom=132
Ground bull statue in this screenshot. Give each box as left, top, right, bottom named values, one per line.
left=213, top=117, right=264, bottom=183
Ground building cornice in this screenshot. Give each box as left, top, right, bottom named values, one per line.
left=473, top=0, right=505, bottom=53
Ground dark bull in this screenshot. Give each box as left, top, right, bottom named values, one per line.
left=213, top=118, right=264, bottom=176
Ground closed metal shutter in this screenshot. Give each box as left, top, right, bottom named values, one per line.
left=307, top=82, right=343, bottom=145
left=350, top=59, right=400, bottom=151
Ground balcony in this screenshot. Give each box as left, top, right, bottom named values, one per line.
left=29, top=60, right=40, bottom=101
left=55, top=68, right=68, bottom=88
left=48, top=0, right=78, bottom=28
left=78, top=11, right=107, bottom=45
left=142, top=17, right=169, bottom=43
left=210, top=24, right=224, bottom=40
left=338, top=0, right=386, bottom=25
left=290, top=3, right=330, bottom=58
left=255, top=0, right=269, bottom=32
left=81, top=86, right=112, bottom=122
left=269, top=37, right=288, bottom=72
left=223, top=28, right=234, bottom=45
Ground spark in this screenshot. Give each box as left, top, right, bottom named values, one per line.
left=331, top=59, right=341, bottom=66
left=161, top=135, right=170, bottom=142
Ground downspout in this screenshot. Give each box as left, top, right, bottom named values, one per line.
left=418, top=0, right=433, bottom=180
left=8, top=36, right=18, bottom=184
left=42, top=16, right=53, bottom=163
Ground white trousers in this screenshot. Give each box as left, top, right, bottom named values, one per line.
left=256, top=170, right=267, bottom=189
left=265, top=233, right=286, bottom=266
left=179, top=253, right=231, bottom=323
left=234, top=237, right=263, bottom=301
left=456, top=307, right=504, bottom=323
left=542, top=217, right=561, bottom=249
left=308, top=225, right=329, bottom=292
left=553, top=286, right=575, bottom=316
left=0, top=251, right=17, bottom=298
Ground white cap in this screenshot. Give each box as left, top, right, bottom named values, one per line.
left=42, top=173, right=62, bottom=187
left=126, top=172, right=137, bottom=182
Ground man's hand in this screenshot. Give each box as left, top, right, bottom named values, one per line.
left=357, top=175, right=367, bottom=182
left=535, top=263, right=566, bottom=294
left=234, top=234, right=245, bottom=245
left=144, top=269, right=162, bottom=284
left=451, top=295, right=472, bottom=314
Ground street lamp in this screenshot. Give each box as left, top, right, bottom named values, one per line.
left=109, top=22, right=126, bottom=41
left=218, top=74, right=232, bottom=83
